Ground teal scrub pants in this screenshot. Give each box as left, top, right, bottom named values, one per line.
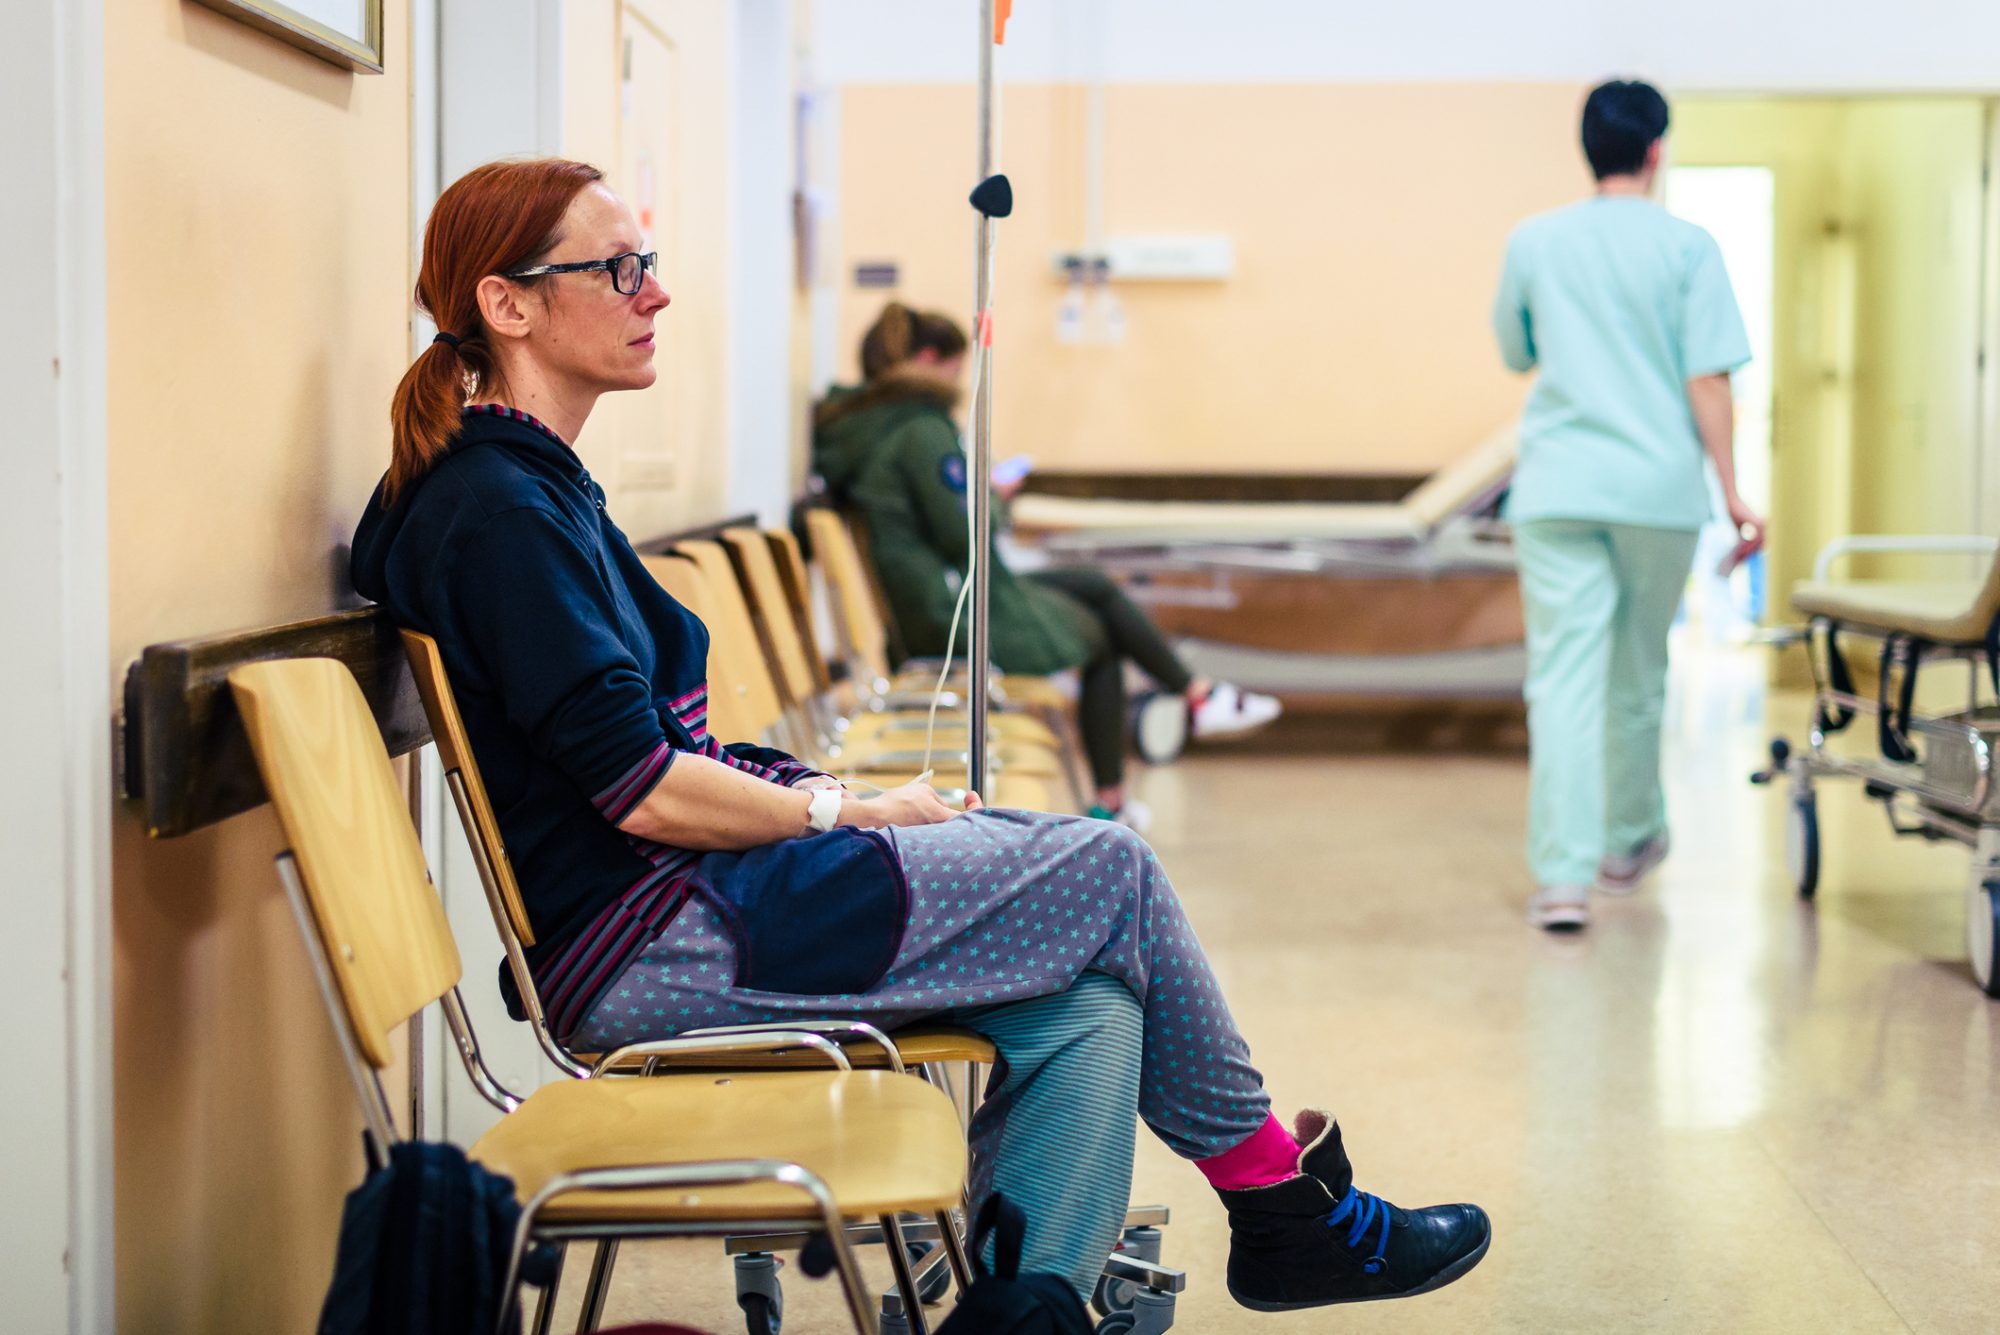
left=1514, top=520, right=1700, bottom=888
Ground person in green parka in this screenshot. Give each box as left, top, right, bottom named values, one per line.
left=813, top=302, right=1281, bottom=829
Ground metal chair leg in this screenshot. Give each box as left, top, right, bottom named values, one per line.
left=881, top=1214, right=933, bottom=1335
left=821, top=1215, right=881, bottom=1334
left=937, top=1207, right=975, bottom=1294
left=574, top=1239, right=619, bottom=1333
left=529, top=1242, right=566, bottom=1335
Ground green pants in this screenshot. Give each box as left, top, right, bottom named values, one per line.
left=1514, top=520, right=1699, bottom=888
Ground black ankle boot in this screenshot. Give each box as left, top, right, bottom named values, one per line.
left=1216, top=1109, right=1490, bottom=1312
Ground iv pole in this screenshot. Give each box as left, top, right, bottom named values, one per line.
left=966, top=0, right=1010, bottom=797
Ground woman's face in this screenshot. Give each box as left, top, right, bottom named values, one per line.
left=523, top=184, right=672, bottom=394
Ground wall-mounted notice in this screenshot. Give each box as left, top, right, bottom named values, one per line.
left=854, top=262, right=901, bottom=289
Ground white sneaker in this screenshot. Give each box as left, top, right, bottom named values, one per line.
left=1528, top=886, right=1591, bottom=932
left=1598, top=833, right=1670, bottom=896
left=1089, top=799, right=1154, bottom=835
left=1191, top=682, right=1282, bottom=740
left=1112, top=798, right=1154, bottom=835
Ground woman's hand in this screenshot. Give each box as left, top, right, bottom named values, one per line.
left=838, top=781, right=969, bottom=829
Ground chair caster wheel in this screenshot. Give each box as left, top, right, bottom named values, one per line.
left=735, top=1253, right=783, bottom=1335
left=1099, top=1287, right=1177, bottom=1334
left=1968, top=876, right=2000, bottom=998
left=1788, top=791, right=1820, bottom=900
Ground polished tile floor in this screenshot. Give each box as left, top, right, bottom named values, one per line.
left=557, top=649, right=2000, bottom=1333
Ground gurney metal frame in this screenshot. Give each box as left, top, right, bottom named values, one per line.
left=1008, top=431, right=1523, bottom=701
left=1752, top=533, right=2000, bottom=997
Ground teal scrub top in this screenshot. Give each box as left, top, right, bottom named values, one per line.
left=1492, top=196, right=1752, bottom=531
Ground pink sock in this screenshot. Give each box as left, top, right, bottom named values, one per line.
left=1195, top=1113, right=1303, bottom=1191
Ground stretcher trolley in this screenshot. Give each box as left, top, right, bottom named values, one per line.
left=1752, top=535, right=2000, bottom=995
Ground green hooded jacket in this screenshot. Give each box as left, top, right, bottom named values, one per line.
left=812, top=377, right=1089, bottom=675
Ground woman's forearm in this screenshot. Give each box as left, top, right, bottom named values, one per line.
left=1687, top=372, right=1741, bottom=502
left=617, top=752, right=812, bottom=850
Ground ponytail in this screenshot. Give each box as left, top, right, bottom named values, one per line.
left=859, top=302, right=968, bottom=382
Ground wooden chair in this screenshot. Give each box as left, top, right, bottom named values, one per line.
left=720, top=528, right=1070, bottom=781
left=402, top=626, right=997, bottom=1326
left=667, top=540, right=1063, bottom=799
left=790, top=513, right=1092, bottom=803
left=230, top=656, right=971, bottom=1334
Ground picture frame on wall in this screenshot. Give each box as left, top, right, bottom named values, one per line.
left=191, top=0, right=385, bottom=74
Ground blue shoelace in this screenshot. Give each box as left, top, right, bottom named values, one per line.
left=1325, top=1186, right=1392, bottom=1275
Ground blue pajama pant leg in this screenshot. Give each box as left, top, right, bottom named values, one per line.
left=956, top=971, right=1143, bottom=1302
left=568, top=811, right=1270, bottom=1297
left=881, top=811, right=1269, bottom=1160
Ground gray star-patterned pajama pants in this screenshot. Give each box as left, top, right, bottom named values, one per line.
left=571, top=807, right=1271, bottom=1296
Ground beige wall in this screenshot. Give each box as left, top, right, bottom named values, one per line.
left=106, top=3, right=413, bottom=1329
left=833, top=82, right=1589, bottom=475
left=1675, top=97, right=1990, bottom=605
left=565, top=0, right=737, bottom=539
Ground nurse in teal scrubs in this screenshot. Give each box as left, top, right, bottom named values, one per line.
left=1491, top=79, right=1765, bottom=931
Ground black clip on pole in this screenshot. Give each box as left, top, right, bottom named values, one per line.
left=970, top=174, right=1013, bottom=218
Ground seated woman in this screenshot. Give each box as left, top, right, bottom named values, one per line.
left=813, top=304, right=1282, bottom=830
left=352, top=159, right=1489, bottom=1312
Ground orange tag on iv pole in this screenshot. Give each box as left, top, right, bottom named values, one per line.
left=977, top=310, right=995, bottom=347
left=995, top=0, right=1012, bottom=43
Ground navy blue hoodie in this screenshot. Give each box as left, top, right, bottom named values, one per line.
left=352, top=406, right=905, bottom=1035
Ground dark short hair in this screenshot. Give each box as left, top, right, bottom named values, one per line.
left=1581, top=80, right=1670, bottom=180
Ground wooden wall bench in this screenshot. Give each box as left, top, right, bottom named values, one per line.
left=120, top=607, right=431, bottom=838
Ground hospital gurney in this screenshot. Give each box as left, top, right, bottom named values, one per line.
left=1751, top=533, right=2000, bottom=996
left=1008, top=429, right=1521, bottom=700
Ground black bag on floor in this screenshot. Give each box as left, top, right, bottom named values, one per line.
left=318, top=1140, right=556, bottom=1335
left=934, top=1193, right=1094, bottom=1335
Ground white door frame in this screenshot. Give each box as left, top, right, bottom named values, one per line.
left=0, top=0, right=113, bottom=1330
left=428, top=0, right=577, bottom=1148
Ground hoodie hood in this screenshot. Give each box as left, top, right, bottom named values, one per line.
left=351, top=407, right=594, bottom=605
left=811, top=374, right=960, bottom=494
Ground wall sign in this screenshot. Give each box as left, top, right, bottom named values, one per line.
left=192, top=0, right=385, bottom=74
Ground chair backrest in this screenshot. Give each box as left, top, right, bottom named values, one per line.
left=722, top=527, right=820, bottom=707
left=1401, top=425, right=1517, bottom=533
left=230, top=657, right=462, bottom=1070
left=676, top=540, right=791, bottom=737
left=399, top=629, right=537, bottom=947
left=768, top=527, right=836, bottom=694
left=640, top=552, right=760, bottom=742
left=804, top=508, right=894, bottom=683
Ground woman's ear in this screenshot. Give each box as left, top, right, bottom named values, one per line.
left=476, top=273, right=534, bottom=344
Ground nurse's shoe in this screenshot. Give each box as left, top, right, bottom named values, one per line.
left=1598, top=832, right=1670, bottom=895
left=1218, top=1110, right=1491, bottom=1311
left=1528, top=885, right=1590, bottom=931
left=1191, top=682, right=1283, bottom=740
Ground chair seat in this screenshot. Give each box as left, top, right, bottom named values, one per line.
left=843, top=710, right=1062, bottom=750
left=470, top=1070, right=967, bottom=1225
left=1792, top=578, right=1991, bottom=643
left=885, top=671, right=1076, bottom=714
left=828, top=767, right=1056, bottom=807
left=840, top=743, right=1064, bottom=781
left=576, top=1025, right=1000, bottom=1073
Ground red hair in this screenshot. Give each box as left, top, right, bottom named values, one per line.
left=386, top=158, right=605, bottom=502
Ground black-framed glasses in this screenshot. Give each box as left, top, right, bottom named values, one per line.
left=504, top=250, right=658, bottom=296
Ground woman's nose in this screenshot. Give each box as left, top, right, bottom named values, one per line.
left=640, top=273, right=671, bottom=309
